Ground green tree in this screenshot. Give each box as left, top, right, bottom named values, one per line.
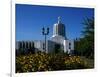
left=74, top=17, right=94, bottom=58
left=82, top=17, right=94, bottom=58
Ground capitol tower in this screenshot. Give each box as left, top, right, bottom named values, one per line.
left=53, top=16, right=66, bottom=38
left=51, top=16, right=74, bottom=54
left=51, top=17, right=66, bottom=44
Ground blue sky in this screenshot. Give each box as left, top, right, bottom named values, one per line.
left=16, top=4, right=94, bottom=41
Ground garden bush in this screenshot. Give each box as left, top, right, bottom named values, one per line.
left=16, top=52, right=92, bottom=73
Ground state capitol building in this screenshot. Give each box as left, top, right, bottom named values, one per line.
left=16, top=17, right=74, bottom=54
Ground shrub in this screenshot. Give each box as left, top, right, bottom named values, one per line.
left=16, top=52, right=93, bottom=73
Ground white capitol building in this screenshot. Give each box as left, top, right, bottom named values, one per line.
left=16, top=17, right=74, bottom=54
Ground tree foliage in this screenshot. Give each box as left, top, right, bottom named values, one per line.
left=74, top=17, right=94, bottom=59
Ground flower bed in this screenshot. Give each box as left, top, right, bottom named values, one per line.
left=16, top=52, right=93, bottom=73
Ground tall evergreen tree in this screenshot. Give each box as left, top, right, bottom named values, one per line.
left=82, top=17, right=94, bottom=58
left=74, top=17, right=94, bottom=58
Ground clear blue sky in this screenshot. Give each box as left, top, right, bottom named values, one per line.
left=16, top=4, right=94, bottom=41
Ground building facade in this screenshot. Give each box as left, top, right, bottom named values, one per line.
left=16, top=17, right=74, bottom=54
